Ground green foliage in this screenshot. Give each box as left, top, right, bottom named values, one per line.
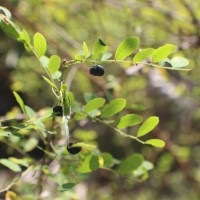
left=83, top=42, right=90, bottom=58
left=145, top=139, right=165, bottom=148
left=59, top=183, right=76, bottom=192
left=115, top=37, right=140, bottom=60
left=116, top=114, right=143, bottom=129
left=101, top=98, right=126, bottom=118
left=48, top=55, right=61, bottom=74
left=152, top=44, right=176, bottom=62
left=0, top=159, right=22, bottom=172
left=33, top=32, right=47, bottom=58
left=137, top=116, right=159, bottom=137
left=133, top=48, right=155, bottom=62
left=171, top=57, right=190, bottom=68
left=42, top=75, right=57, bottom=89
left=118, top=154, right=144, bottom=174
left=84, top=97, right=106, bottom=113
left=77, top=155, right=101, bottom=173
left=13, top=92, right=26, bottom=115
left=0, top=4, right=193, bottom=199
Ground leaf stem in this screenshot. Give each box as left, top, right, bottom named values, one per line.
left=93, top=117, right=145, bottom=144
left=62, top=58, right=190, bottom=71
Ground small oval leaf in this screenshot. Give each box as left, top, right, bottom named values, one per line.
left=133, top=48, right=155, bottom=62
left=137, top=116, right=159, bottom=137
left=77, top=155, right=100, bottom=173
left=59, top=183, right=76, bottom=192
left=171, top=57, right=189, bottom=68
left=101, top=152, right=114, bottom=168
left=33, top=32, right=47, bottom=58
left=152, top=44, right=176, bottom=62
left=84, top=97, right=106, bottom=113
left=116, top=114, right=143, bottom=129
left=115, top=37, right=140, bottom=60
left=145, top=139, right=165, bottom=148
left=48, top=55, right=61, bottom=74
left=118, top=154, right=144, bottom=174
left=101, top=98, right=126, bottom=118
left=0, top=159, right=22, bottom=172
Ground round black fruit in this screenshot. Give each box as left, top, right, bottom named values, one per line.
left=53, top=105, right=63, bottom=116
left=67, top=142, right=82, bottom=155
left=89, top=65, right=105, bottom=76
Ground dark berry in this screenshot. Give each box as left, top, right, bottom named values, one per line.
left=67, top=142, right=82, bottom=155
left=89, top=65, right=105, bottom=76
left=53, top=105, right=63, bottom=116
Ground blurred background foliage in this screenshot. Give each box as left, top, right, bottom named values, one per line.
left=0, top=0, right=200, bottom=199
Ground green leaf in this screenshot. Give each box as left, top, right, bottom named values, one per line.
left=0, top=18, right=20, bottom=39
left=171, top=57, right=189, bottom=68
left=52, top=71, right=62, bottom=80
left=145, top=139, right=165, bottom=148
left=116, top=114, right=143, bottom=129
left=118, top=154, right=144, bottom=174
left=73, top=129, right=97, bottom=141
left=65, top=91, right=74, bottom=107
left=23, top=137, right=38, bottom=152
left=13, top=92, right=26, bottom=115
left=75, top=51, right=85, bottom=61
left=92, top=39, right=108, bottom=60
left=71, top=142, right=96, bottom=150
left=59, top=183, right=76, bottom=192
left=142, top=161, right=154, bottom=171
left=102, top=52, right=112, bottom=61
left=133, top=48, right=155, bottom=62
left=0, top=159, right=22, bottom=172
left=18, top=29, right=31, bottom=51
left=133, top=161, right=154, bottom=177
left=87, top=110, right=101, bottom=118
left=48, top=55, right=61, bottom=74
left=115, top=37, right=140, bottom=60
left=101, top=152, right=114, bottom=168
left=39, top=56, right=49, bottom=68
left=137, top=116, right=159, bottom=137
left=84, top=97, right=106, bottom=113
left=33, top=32, right=47, bottom=58
left=42, top=75, right=57, bottom=89
left=74, top=112, right=87, bottom=121
left=77, top=155, right=100, bottom=173
left=101, top=98, right=126, bottom=118
left=83, top=42, right=89, bottom=58
left=152, top=44, right=176, bottom=62
left=9, top=157, right=29, bottom=167
left=25, top=105, right=36, bottom=118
